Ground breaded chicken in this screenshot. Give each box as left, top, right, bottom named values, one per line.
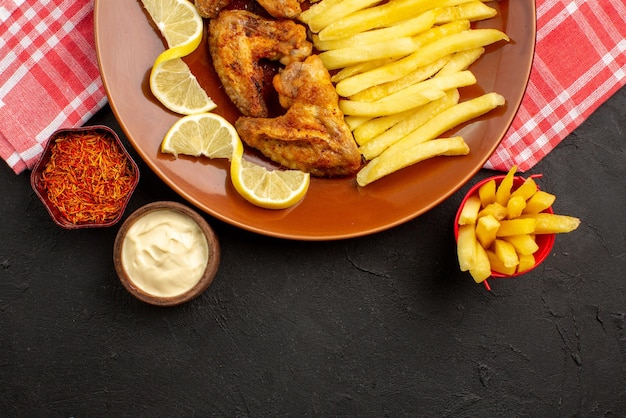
left=236, top=55, right=362, bottom=177
left=209, top=9, right=312, bottom=117
left=194, top=0, right=302, bottom=19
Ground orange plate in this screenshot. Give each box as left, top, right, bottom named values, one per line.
left=94, top=0, right=536, bottom=241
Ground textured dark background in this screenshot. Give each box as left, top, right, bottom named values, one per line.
left=1, top=86, right=625, bottom=416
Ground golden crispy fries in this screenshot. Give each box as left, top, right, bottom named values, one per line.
left=317, top=0, right=479, bottom=41
left=477, top=202, right=507, bottom=221
left=340, top=70, right=476, bottom=117
left=502, top=234, right=539, bottom=256
left=353, top=109, right=416, bottom=146
left=458, top=195, right=481, bottom=225
left=361, top=92, right=504, bottom=160
left=475, top=214, right=499, bottom=248
left=300, top=0, right=380, bottom=33
left=495, top=165, right=517, bottom=206
left=320, top=37, right=422, bottom=70
left=493, top=239, right=519, bottom=268
left=523, top=213, right=581, bottom=234
left=436, top=47, right=484, bottom=76
left=350, top=57, right=450, bottom=103
left=357, top=136, right=470, bottom=187
left=335, top=20, right=472, bottom=97
left=331, top=58, right=397, bottom=83
left=298, top=0, right=340, bottom=20
left=470, top=241, right=491, bottom=283
left=457, top=224, right=477, bottom=271
left=517, top=254, right=536, bottom=273
left=478, top=178, right=496, bottom=207
left=343, top=116, right=371, bottom=131
left=487, top=250, right=516, bottom=276
left=523, top=190, right=556, bottom=214
left=358, top=90, right=459, bottom=157
left=313, top=9, right=438, bottom=51
left=457, top=167, right=581, bottom=281
left=496, top=218, right=536, bottom=237
left=510, top=176, right=538, bottom=201
left=436, top=1, right=497, bottom=24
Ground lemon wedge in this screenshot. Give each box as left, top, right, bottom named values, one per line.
left=230, top=157, right=310, bottom=210
left=161, top=113, right=243, bottom=159
left=141, top=0, right=216, bottom=115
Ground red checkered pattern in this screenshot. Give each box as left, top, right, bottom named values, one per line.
left=0, top=0, right=106, bottom=174
left=1, top=1, right=625, bottom=174
left=486, top=0, right=626, bottom=172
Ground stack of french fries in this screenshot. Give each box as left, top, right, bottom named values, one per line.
left=299, top=0, right=510, bottom=186
left=456, top=167, right=581, bottom=283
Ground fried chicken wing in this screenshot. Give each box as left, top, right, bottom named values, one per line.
left=209, top=9, right=312, bottom=117
left=193, top=0, right=231, bottom=18
left=235, top=55, right=362, bottom=177
left=256, top=0, right=303, bottom=19
left=194, top=0, right=302, bottom=19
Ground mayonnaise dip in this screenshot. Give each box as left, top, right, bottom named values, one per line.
left=121, top=209, right=209, bottom=298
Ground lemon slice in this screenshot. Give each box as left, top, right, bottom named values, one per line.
left=161, top=113, right=243, bottom=158
left=230, top=157, right=310, bottom=210
left=150, top=58, right=217, bottom=115
left=141, top=0, right=216, bottom=115
left=141, top=0, right=203, bottom=54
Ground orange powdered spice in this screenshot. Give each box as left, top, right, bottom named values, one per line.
left=40, top=132, right=136, bottom=224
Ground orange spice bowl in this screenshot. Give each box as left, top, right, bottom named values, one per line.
left=30, top=126, right=140, bottom=229
left=454, top=174, right=556, bottom=289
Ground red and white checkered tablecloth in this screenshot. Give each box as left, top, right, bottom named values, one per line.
left=1, top=0, right=625, bottom=174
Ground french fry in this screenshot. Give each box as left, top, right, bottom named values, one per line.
left=320, top=37, right=425, bottom=70
left=493, top=239, right=519, bottom=268
left=502, top=234, right=539, bottom=256
left=478, top=178, right=496, bottom=207
left=341, top=69, right=476, bottom=117
left=435, top=1, right=497, bottom=24
left=353, top=109, right=416, bottom=146
left=335, top=20, right=471, bottom=97
left=524, top=213, right=581, bottom=234
left=487, top=250, right=516, bottom=276
left=313, top=9, right=438, bottom=51
left=331, top=58, right=397, bottom=83
left=522, top=190, right=556, bottom=214
left=356, top=136, right=470, bottom=187
left=343, top=116, right=371, bottom=131
left=470, top=240, right=491, bottom=283
left=335, top=25, right=507, bottom=97
left=477, top=202, right=507, bottom=220
left=298, top=0, right=342, bottom=25
left=359, top=92, right=504, bottom=161
left=358, top=90, right=459, bottom=158
left=506, top=195, right=526, bottom=219
left=495, top=165, right=517, bottom=206
left=318, top=0, right=481, bottom=41
left=510, top=176, right=538, bottom=201
left=303, top=0, right=379, bottom=33
left=457, top=224, right=477, bottom=271
left=458, top=195, right=481, bottom=225
left=435, top=47, right=485, bottom=76
left=517, top=254, right=536, bottom=273
left=496, top=218, right=536, bottom=237
left=349, top=57, right=450, bottom=103
left=475, top=214, right=499, bottom=248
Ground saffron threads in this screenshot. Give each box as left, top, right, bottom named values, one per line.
left=40, top=131, right=137, bottom=225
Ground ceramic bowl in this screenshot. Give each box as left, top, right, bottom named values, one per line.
left=454, top=174, right=555, bottom=284
left=113, top=201, right=220, bottom=307
left=30, top=125, right=139, bottom=229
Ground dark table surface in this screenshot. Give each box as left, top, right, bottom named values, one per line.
left=2, top=84, right=625, bottom=416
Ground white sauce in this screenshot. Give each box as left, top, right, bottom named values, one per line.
left=121, top=209, right=209, bottom=298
